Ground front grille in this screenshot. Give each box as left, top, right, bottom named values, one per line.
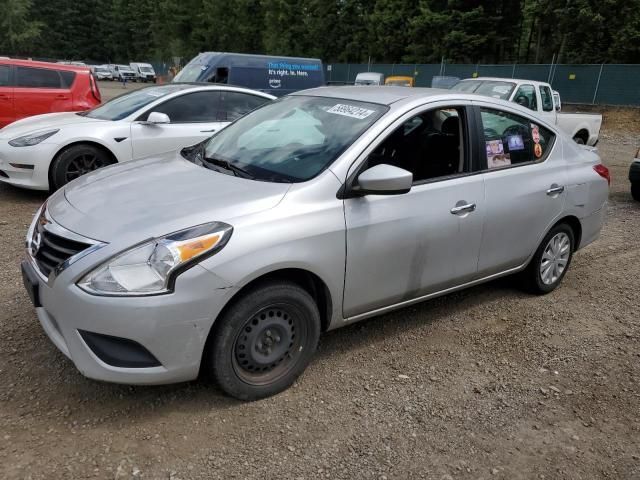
left=33, top=226, right=91, bottom=278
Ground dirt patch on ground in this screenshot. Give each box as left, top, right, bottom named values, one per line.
left=0, top=123, right=639, bottom=479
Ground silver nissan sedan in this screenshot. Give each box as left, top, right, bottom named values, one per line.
left=22, top=86, right=609, bottom=400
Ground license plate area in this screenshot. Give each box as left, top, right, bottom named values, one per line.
left=21, top=260, right=42, bottom=307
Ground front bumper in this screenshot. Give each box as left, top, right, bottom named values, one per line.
left=22, top=216, right=237, bottom=385
left=629, top=160, right=640, bottom=183
left=0, top=141, right=60, bottom=190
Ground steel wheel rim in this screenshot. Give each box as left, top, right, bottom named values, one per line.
left=65, top=154, right=103, bottom=182
left=232, top=303, right=307, bottom=386
left=540, top=232, right=571, bottom=285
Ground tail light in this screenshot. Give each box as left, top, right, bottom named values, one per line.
left=89, top=73, right=101, bottom=103
left=593, top=164, right=610, bottom=185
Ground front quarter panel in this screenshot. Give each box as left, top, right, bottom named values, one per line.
left=56, top=121, right=133, bottom=163
left=198, top=171, right=347, bottom=330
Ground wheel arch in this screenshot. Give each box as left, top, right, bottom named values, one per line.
left=199, top=267, right=333, bottom=377
left=551, top=215, right=583, bottom=250
left=573, top=128, right=589, bottom=144
left=48, top=140, right=119, bottom=188
left=220, top=268, right=333, bottom=334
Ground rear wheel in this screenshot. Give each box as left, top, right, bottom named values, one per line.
left=521, top=223, right=575, bottom=294
left=573, top=136, right=585, bottom=145
left=50, top=144, right=113, bottom=190
left=207, top=281, right=321, bottom=401
left=632, top=182, right=640, bottom=201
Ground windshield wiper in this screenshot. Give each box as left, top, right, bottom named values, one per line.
left=203, top=156, right=254, bottom=179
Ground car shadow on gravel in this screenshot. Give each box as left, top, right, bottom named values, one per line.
left=317, top=276, right=528, bottom=358
left=9, top=275, right=528, bottom=425
left=0, top=183, right=49, bottom=204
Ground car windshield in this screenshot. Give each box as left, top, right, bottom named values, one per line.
left=451, top=80, right=516, bottom=100
left=140, top=66, right=153, bottom=73
left=174, top=64, right=206, bottom=82
left=202, top=95, right=387, bottom=182
left=95, top=67, right=109, bottom=73
left=82, top=85, right=187, bottom=121
left=118, top=65, right=134, bottom=72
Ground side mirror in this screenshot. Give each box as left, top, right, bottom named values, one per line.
left=146, top=112, right=170, bottom=125
left=355, top=164, right=412, bottom=195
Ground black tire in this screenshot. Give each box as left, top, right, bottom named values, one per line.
left=573, top=136, right=585, bottom=145
left=50, top=144, right=113, bottom=190
left=207, top=281, right=321, bottom=401
left=632, top=182, right=640, bottom=202
left=521, top=223, right=575, bottom=294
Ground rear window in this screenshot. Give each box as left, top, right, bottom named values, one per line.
left=83, top=85, right=189, bottom=120
left=219, top=91, right=271, bottom=121
left=16, top=66, right=63, bottom=88
left=452, top=80, right=516, bottom=100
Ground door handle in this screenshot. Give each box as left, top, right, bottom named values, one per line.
left=546, top=185, right=565, bottom=196
left=200, top=129, right=217, bottom=133
left=450, top=203, right=477, bottom=215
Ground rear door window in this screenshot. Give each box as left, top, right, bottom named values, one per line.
left=16, top=67, right=62, bottom=88
left=59, top=71, right=76, bottom=88
left=0, top=65, right=10, bottom=86
left=147, top=91, right=221, bottom=123
left=218, top=92, right=270, bottom=122
left=480, top=107, right=555, bottom=169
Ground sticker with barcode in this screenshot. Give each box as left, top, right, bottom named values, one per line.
left=327, top=104, right=375, bottom=119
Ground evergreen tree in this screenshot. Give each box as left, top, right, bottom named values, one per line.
left=0, top=0, right=42, bottom=56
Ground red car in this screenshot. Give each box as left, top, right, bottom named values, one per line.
left=0, top=59, right=101, bottom=128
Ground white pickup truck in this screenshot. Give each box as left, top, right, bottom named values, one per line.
left=452, top=77, right=602, bottom=146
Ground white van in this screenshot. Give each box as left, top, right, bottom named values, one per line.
left=130, top=62, right=157, bottom=83
left=354, top=72, right=384, bottom=86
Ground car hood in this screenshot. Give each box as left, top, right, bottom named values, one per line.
left=0, top=112, right=105, bottom=140
left=47, top=151, right=291, bottom=243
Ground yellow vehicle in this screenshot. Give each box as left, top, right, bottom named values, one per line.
left=384, top=75, right=414, bottom=87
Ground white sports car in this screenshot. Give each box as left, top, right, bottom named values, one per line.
left=0, top=84, right=275, bottom=190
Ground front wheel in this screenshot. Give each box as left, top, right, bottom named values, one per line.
left=632, top=182, right=640, bottom=201
left=50, top=144, right=113, bottom=190
left=521, top=223, right=575, bottom=294
left=207, top=281, right=321, bottom=400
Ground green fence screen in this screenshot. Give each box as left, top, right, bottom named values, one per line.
left=324, top=62, right=640, bottom=106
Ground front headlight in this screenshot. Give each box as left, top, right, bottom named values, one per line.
left=78, top=222, right=232, bottom=296
left=9, top=129, right=60, bottom=147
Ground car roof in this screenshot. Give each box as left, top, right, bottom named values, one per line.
left=0, top=58, right=90, bottom=72
left=291, top=86, right=454, bottom=106
left=130, top=82, right=275, bottom=99
left=190, top=52, right=322, bottom=67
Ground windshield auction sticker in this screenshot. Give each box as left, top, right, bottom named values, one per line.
left=327, top=104, right=375, bottom=120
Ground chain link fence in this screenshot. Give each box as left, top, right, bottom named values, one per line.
left=325, top=63, right=640, bottom=106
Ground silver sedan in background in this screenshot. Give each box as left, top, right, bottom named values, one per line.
left=22, top=87, right=609, bottom=400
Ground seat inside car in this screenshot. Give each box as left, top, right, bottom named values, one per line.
left=367, top=109, right=463, bottom=182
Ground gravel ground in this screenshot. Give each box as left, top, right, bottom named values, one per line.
left=0, top=109, right=639, bottom=479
